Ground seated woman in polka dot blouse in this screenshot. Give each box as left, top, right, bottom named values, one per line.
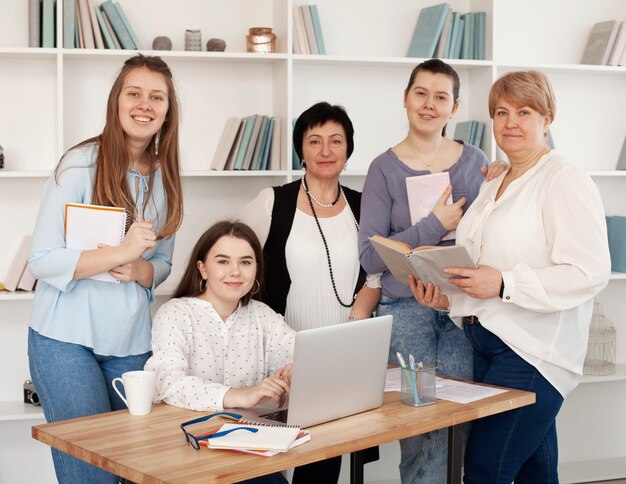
left=145, top=220, right=295, bottom=411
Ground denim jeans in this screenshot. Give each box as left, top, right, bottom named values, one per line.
left=377, top=296, right=473, bottom=484
left=28, top=328, right=151, bottom=484
left=463, top=322, right=564, bottom=484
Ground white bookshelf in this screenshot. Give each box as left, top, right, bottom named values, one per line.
left=1, top=0, right=625, bottom=483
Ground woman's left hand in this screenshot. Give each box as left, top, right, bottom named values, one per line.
left=481, top=160, right=509, bottom=181
left=108, top=259, right=153, bottom=287
left=408, top=275, right=449, bottom=310
left=444, top=265, right=502, bottom=299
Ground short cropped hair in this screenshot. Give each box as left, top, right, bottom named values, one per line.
left=292, top=102, right=354, bottom=161
left=488, top=70, right=556, bottom=122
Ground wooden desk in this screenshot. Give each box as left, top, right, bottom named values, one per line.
left=32, top=388, right=534, bottom=484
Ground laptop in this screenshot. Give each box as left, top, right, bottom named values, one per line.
left=237, top=315, right=393, bottom=429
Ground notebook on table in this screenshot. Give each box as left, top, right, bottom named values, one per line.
left=237, top=315, right=393, bottom=429
left=203, top=421, right=301, bottom=452
left=64, top=203, right=128, bottom=283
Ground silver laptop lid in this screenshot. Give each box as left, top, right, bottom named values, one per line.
left=286, top=315, right=392, bottom=428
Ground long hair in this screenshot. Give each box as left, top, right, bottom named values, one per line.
left=56, top=54, right=183, bottom=239
left=404, top=59, right=460, bottom=137
left=173, top=221, right=265, bottom=306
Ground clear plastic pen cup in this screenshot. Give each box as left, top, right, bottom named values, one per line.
left=401, top=366, right=436, bottom=407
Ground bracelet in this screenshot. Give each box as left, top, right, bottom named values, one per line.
left=347, top=316, right=360, bottom=322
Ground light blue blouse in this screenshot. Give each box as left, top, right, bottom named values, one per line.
left=28, top=142, right=175, bottom=356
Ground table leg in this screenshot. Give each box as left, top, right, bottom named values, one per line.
left=350, top=450, right=365, bottom=484
left=447, top=424, right=463, bottom=484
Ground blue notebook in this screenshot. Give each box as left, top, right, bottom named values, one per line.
left=407, top=3, right=450, bottom=58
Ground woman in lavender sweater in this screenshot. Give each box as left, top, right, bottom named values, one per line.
left=359, top=59, right=497, bottom=484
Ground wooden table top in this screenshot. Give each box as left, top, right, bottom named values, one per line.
left=32, top=387, right=535, bottom=483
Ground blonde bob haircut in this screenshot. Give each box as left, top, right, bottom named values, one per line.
left=488, top=70, right=556, bottom=123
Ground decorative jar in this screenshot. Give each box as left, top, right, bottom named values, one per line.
left=246, top=27, right=276, bottom=53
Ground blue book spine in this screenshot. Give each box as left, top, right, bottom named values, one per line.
left=100, top=0, right=134, bottom=49
left=407, top=3, right=450, bottom=58
left=42, top=0, right=55, bottom=48
left=309, top=5, right=326, bottom=55
left=476, top=11, right=486, bottom=60
left=95, top=6, right=115, bottom=49
left=233, top=116, right=256, bottom=170
left=445, top=12, right=459, bottom=59
left=114, top=1, right=142, bottom=49
left=62, top=0, right=76, bottom=48
left=259, top=118, right=275, bottom=171
left=453, top=17, right=465, bottom=59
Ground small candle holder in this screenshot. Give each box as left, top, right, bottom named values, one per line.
left=246, top=27, right=276, bottom=53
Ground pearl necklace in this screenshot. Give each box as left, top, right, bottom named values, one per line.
left=303, top=184, right=359, bottom=308
left=407, top=138, right=444, bottom=169
left=301, top=176, right=340, bottom=208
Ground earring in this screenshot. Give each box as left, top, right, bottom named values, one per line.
left=250, top=280, right=260, bottom=295
left=199, top=278, right=207, bottom=293
left=300, top=160, right=305, bottom=169
left=154, top=129, right=161, bottom=156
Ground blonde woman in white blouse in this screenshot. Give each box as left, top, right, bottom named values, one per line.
left=145, top=221, right=295, bottom=414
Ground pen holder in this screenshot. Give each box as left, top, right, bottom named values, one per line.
left=401, top=366, right=436, bottom=407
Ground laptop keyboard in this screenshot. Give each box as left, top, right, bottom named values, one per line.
left=259, top=409, right=289, bottom=423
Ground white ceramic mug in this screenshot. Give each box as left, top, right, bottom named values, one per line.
left=112, top=370, right=156, bottom=416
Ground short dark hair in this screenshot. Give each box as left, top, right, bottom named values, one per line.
left=404, top=59, right=460, bottom=137
left=173, top=220, right=264, bottom=306
left=293, top=102, right=354, bottom=162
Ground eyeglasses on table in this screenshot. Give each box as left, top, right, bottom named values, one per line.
left=180, top=411, right=257, bottom=450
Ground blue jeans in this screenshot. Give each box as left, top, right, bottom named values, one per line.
left=463, top=322, right=564, bottom=484
left=28, top=328, right=151, bottom=484
left=378, top=296, right=473, bottom=484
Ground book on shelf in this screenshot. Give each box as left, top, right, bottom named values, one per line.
left=435, top=8, right=453, bottom=58
left=2, top=236, right=32, bottom=292
left=65, top=203, right=128, bottom=284
left=29, top=0, right=41, bottom=48
left=17, top=265, right=37, bottom=292
left=460, top=12, right=473, bottom=60
left=224, top=120, right=245, bottom=171
left=211, top=117, right=242, bottom=171
left=258, top=118, right=275, bottom=171
left=77, top=0, right=95, bottom=49
left=607, top=21, right=626, bottom=66
left=309, top=5, right=326, bottom=55
left=232, top=115, right=257, bottom=170
left=62, top=0, right=75, bottom=48
left=242, top=115, right=266, bottom=170
left=407, top=3, right=450, bottom=58
left=616, top=136, right=626, bottom=170
left=202, top=422, right=302, bottom=453
left=100, top=0, right=134, bottom=49
left=94, top=5, right=117, bottom=49
left=42, top=0, right=56, bottom=48
left=406, top=172, right=454, bottom=241
left=369, top=235, right=475, bottom=293
left=293, top=6, right=310, bottom=54
left=444, top=12, right=460, bottom=59
left=546, top=129, right=556, bottom=150
left=99, top=7, right=122, bottom=49
left=268, top=117, right=281, bottom=171
left=114, top=1, right=142, bottom=49
left=474, top=11, right=486, bottom=60
left=453, top=120, right=484, bottom=148
left=581, top=20, right=620, bottom=65
left=291, top=118, right=301, bottom=170
left=250, top=116, right=271, bottom=171
left=300, top=5, right=319, bottom=55
left=87, top=0, right=105, bottom=49
left=606, top=215, right=626, bottom=273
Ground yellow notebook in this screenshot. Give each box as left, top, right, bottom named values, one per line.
left=205, top=421, right=301, bottom=453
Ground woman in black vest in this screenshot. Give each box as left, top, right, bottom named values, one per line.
left=240, top=102, right=380, bottom=483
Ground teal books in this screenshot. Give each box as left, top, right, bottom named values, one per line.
left=453, top=121, right=473, bottom=144
left=407, top=3, right=450, bottom=58
left=233, top=116, right=257, bottom=170
left=42, top=0, right=55, bottom=48
left=94, top=6, right=116, bottom=49
left=259, top=118, right=275, bottom=171
left=309, top=5, right=326, bottom=55
left=250, top=116, right=270, bottom=171
left=114, top=1, right=142, bottom=49
left=100, top=0, right=134, bottom=49
left=29, top=0, right=41, bottom=47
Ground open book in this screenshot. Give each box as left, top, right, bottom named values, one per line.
left=204, top=421, right=301, bottom=453
left=65, top=203, right=128, bottom=284
left=201, top=428, right=310, bottom=457
left=369, top=235, right=475, bottom=293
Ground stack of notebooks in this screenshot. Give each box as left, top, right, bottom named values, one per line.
left=453, top=120, right=485, bottom=149
left=407, top=3, right=486, bottom=60
left=581, top=20, right=626, bottom=66
left=199, top=421, right=310, bottom=457
left=211, top=115, right=282, bottom=171
left=60, top=0, right=142, bottom=50
left=293, top=4, right=326, bottom=54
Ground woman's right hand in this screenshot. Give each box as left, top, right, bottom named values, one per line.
left=121, top=221, right=156, bottom=261
left=222, top=375, right=290, bottom=409
left=409, top=275, right=449, bottom=311
left=432, top=185, right=466, bottom=231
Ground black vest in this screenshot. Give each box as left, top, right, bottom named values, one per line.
left=261, top=180, right=366, bottom=315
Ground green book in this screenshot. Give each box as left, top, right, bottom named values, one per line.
left=100, top=0, right=134, bottom=49
left=309, top=5, right=326, bottom=55
left=95, top=6, right=116, bottom=49
left=250, top=116, right=270, bottom=171
left=233, top=116, right=256, bottom=170
left=407, top=3, right=450, bottom=58
left=42, top=0, right=55, bottom=48
left=259, top=118, right=275, bottom=171
left=114, top=1, right=142, bottom=49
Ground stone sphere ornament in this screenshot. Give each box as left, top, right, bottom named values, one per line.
left=206, top=38, right=226, bottom=52
left=152, top=36, right=172, bottom=51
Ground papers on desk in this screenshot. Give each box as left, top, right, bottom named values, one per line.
left=385, top=368, right=508, bottom=404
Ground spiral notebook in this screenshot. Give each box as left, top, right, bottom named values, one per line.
left=64, top=203, right=127, bottom=284
left=204, top=421, right=301, bottom=452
